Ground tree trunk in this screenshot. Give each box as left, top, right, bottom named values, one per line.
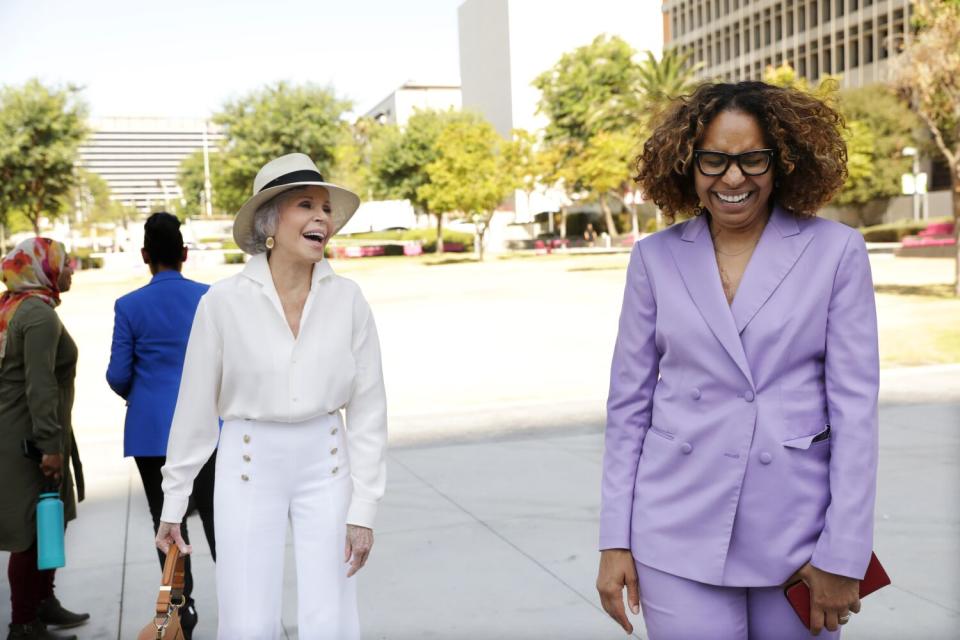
left=435, top=213, right=444, bottom=255
left=952, top=161, right=959, bottom=297
left=32, top=200, right=42, bottom=235
left=600, top=194, right=618, bottom=238
left=477, top=229, right=485, bottom=261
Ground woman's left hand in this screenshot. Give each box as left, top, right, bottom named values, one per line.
left=345, top=525, right=374, bottom=577
left=39, top=453, right=63, bottom=482
left=792, top=562, right=861, bottom=635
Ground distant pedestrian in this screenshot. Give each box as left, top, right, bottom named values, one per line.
left=597, top=81, right=879, bottom=639
left=155, top=153, right=388, bottom=640
left=584, top=223, right=597, bottom=247
left=106, top=212, right=215, bottom=639
left=0, top=238, right=89, bottom=640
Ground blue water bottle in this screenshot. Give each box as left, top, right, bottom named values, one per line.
left=36, top=492, right=65, bottom=570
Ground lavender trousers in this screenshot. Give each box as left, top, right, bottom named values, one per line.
left=636, top=562, right=841, bottom=640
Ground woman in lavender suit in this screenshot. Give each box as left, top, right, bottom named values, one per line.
left=597, top=82, right=879, bottom=639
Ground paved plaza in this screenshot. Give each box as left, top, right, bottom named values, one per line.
left=1, top=254, right=958, bottom=638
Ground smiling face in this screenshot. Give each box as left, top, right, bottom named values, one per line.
left=272, top=186, right=333, bottom=263
left=694, top=109, right=775, bottom=231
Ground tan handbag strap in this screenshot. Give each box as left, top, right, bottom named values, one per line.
left=155, top=546, right=187, bottom=616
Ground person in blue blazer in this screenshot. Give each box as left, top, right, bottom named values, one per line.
left=106, top=212, right=215, bottom=639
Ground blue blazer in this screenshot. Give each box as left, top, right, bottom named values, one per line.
left=106, top=271, right=210, bottom=457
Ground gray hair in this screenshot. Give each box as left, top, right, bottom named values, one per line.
left=250, top=187, right=307, bottom=253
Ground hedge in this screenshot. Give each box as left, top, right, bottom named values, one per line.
left=339, top=229, right=474, bottom=253
left=859, top=217, right=952, bottom=243
left=72, top=247, right=103, bottom=269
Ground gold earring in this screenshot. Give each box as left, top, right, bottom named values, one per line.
left=265, top=236, right=275, bottom=249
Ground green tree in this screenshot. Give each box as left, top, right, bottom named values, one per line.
left=534, top=35, right=643, bottom=151
left=0, top=79, right=88, bottom=234
left=178, top=149, right=236, bottom=216
left=832, top=120, right=878, bottom=211
left=502, top=128, right=552, bottom=221
left=573, top=131, right=639, bottom=237
left=763, top=64, right=914, bottom=223
left=894, top=0, right=960, bottom=295
left=762, top=63, right=841, bottom=103
left=534, top=35, right=647, bottom=237
left=365, top=122, right=404, bottom=199
left=368, top=109, right=480, bottom=252
left=637, top=48, right=704, bottom=116
left=212, top=82, right=352, bottom=214
left=330, top=116, right=390, bottom=200
left=832, top=84, right=921, bottom=221
left=417, top=117, right=516, bottom=261
left=533, top=37, right=703, bottom=237
left=64, top=169, right=129, bottom=227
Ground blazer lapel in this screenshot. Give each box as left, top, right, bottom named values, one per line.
left=730, top=205, right=813, bottom=334
left=668, top=215, right=754, bottom=387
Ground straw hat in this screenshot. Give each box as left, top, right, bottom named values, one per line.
left=232, top=153, right=360, bottom=254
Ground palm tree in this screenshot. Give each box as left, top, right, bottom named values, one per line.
left=636, top=49, right=704, bottom=114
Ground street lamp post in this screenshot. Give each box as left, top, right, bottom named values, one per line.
left=202, top=122, right=214, bottom=217
left=902, top=147, right=921, bottom=221
left=472, top=213, right=489, bottom=261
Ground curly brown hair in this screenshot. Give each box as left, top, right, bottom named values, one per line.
left=635, top=81, right=848, bottom=222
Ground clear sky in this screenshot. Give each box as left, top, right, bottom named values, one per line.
left=0, top=0, right=465, bottom=119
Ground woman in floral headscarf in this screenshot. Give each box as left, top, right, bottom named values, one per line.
left=0, top=238, right=89, bottom=640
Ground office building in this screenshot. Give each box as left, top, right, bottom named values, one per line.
left=458, top=0, right=663, bottom=221
left=459, top=0, right=663, bottom=138
left=77, top=117, right=223, bottom=213
left=364, top=82, right=462, bottom=126
left=662, top=0, right=913, bottom=88
left=662, top=0, right=958, bottom=221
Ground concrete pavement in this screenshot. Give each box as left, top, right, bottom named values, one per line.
left=2, top=365, right=958, bottom=639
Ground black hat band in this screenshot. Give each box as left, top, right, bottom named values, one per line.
left=259, top=169, right=325, bottom=193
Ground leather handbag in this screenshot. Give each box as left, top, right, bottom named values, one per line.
left=137, top=546, right=187, bottom=640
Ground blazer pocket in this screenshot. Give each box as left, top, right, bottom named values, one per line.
left=782, top=425, right=830, bottom=450
left=647, top=426, right=675, bottom=441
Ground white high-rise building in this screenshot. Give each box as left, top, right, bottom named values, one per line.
left=663, top=0, right=913, bottom=88
left=78, top=117, right=223, bottom=213
left=457, top=0, right=664, bottom=221
left=364, top=82, right=462, bottom=126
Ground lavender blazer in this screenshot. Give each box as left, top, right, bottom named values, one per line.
left=599, top=205, right=879, bottom=587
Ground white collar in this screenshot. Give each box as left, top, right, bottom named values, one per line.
left=240, top=252, right=335, bottom=289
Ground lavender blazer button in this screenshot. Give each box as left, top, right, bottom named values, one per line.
left=759, top=451, right=773, bottom=464
left=744, top=390, right=755, bottom=402
left=681, top=442, right=693, bottom=454
left=691, top=387, right=702, bottom=400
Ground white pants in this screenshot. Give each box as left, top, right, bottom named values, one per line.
left=214, top=414, right=359, bottom=640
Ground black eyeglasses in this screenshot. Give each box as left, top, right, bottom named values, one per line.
left=693, top=149, right=775, bottom=176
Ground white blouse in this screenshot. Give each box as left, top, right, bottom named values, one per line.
left=160, top=253, right=387, bottom=528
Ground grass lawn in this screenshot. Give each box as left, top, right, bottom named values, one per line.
left=876, top=287, right=960, bottom=367
left=399, top=251, right=960, bottom=369
left=333, top=250, right=960, bottom=368
left=73, top=250, right=959, bottom=369
left=868, top=256, right=960, bottom=367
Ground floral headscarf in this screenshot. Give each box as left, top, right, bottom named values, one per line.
left=0, top=237, right=68, bottom=364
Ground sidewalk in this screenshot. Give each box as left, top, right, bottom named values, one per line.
left=2, top=370, right=958, bottom=638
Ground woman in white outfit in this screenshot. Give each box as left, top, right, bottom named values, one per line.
left=155, top=153, right=387, bottom=640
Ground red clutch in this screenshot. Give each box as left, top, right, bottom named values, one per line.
left=784, top=552, right=890, bottom=628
